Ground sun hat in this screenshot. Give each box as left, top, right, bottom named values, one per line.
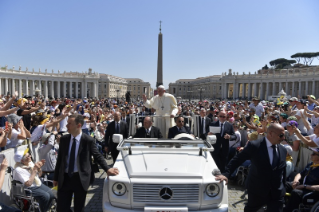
left=287, top=120, right=298, bottom=127
left=7, top=114, right=22, bottom=126
left=14, top=148, right=29, bottom=163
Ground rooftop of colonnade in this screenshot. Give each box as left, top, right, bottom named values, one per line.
left=124, top=78, right=150, bottom=85
left=99, top=73, right=128, bottom=84
left=222, top=66, right=319, bottom=79
left=0, top=66, right=99, bottom=79
left=169, top=75, right=222, bottom=85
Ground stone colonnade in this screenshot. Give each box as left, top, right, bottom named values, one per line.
left=0, top=77, right=98, bottom=99
left=222, top=80, right=319, bottom=100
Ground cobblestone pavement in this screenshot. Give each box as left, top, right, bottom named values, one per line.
left=76, top=158, right=264, bottom=212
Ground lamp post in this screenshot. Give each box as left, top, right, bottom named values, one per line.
left=198, top=87, right=205, bottom=102
left=187, top=91, right=193, bottom=102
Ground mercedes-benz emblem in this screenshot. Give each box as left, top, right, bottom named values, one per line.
left=159, top=187, right=173, bottom=200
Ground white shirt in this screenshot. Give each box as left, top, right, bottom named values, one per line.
left=200, top=117, right=206, bottom=134
left=59, top=115, right=68, bottom=132
left=295, top=109, right=307, bottom=134
left=229, top=130, right=241, bottom=148
left=219, top=121, right=225, bottom=135
left=114, top=121, right=121, bottom=131
left=249, top=103, right=265, bottom=117
left=13, top=166, right=41, bottom=187
left=309, top=134, right=319, bottom=146
left=6, top=128, right=24, bottom=148
left=65, top=132, right=82, bottom=173
left=265, top=137, right=278, bottom=165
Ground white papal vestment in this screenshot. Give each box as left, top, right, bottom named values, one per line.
left=144, top=93, right=178, bottom=138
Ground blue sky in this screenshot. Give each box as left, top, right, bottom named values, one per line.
left=1, top=0, right=318, bottom=89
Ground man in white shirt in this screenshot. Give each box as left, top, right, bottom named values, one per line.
left=249, top=96, right=265, bottom=118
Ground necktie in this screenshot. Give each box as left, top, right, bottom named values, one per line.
left=116, top=122, right=119, bottom=133
left=201, top=118, right=204, bottom=135
left=220, top=123, right=224, bottom=137
left=272, top=145, right=278, bottom=169
left=68, top=138, right=76, bottom=177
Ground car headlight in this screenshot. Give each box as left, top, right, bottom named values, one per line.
left=112, top=182, right=126, bottom=196
left=205, top=183, right=220, bottom=197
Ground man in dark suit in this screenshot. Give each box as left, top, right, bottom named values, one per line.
left=168, top=116, right=193, bottom=139
left=207, top=106, right=215, bottom=120
left=53, top=114, right=119, bottom=212
left=137, top=106, right=147, bottom=125
left=216, top=123, right=287, bottom=212
left=198, top=108, right=211, bottom=140
left=104, top=111, right=129, bottom=162
left=121, top=109, right=130, bottom=127
left=133, top=116, right=163, bottom=138
left=208, top=110, right=236, bottom=172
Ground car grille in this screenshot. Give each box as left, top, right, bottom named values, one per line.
left=133, top=184, right=199, bottom=203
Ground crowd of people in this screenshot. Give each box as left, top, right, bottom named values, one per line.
left=0, top=86, right=319, bottom=211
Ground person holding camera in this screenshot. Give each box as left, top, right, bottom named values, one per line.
left=38, top=132, right=59, bottom=181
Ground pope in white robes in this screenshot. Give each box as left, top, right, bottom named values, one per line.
left=142, top=85, right=178, bottom=138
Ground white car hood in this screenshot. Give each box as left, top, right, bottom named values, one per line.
left=122, top=151, right=207, bottom=178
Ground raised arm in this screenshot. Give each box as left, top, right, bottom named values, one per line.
left=293, top=126, right=317, bottom=147
left=0, top=158, right=8, bottom=190
left=0, top=95, right=16, bottom=111
left=0, top=107, right=19, bottom=117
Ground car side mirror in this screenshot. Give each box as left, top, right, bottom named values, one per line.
left=113, top=134, right=123, bottom=144
left=207, top=135, right=216, bottom=145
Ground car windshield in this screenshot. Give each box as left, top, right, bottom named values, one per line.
left=120, top=139, right=211, bottom=149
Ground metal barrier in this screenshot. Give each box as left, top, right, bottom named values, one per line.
left=0, top=145, right=28, bottom=205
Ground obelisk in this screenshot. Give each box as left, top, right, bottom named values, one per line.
left=156, top=21, right=163, bottom=88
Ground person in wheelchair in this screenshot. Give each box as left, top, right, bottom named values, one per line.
left=13, top=150, right=55, bottom=212
left=284, top=148, right=319, bottom=212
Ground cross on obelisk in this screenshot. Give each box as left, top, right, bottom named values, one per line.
left=156, top=21, right=163, bottom=88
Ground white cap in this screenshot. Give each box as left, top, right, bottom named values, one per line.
left=14, top=151, right=24, bottom=163
left=158, top=85, right=165, bottom=90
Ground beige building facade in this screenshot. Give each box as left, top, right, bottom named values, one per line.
left=0, top=66, right=152, bottom=99
left=125, top=78, right=152, bottom=100
left=169, top=66, right=319, bottom=100
left=168, top=75, right=222, bottom=100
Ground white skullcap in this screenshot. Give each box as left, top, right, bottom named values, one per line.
left=14, top=151, right=24, bottom=163
left=158, top=85, right=165, bottom=90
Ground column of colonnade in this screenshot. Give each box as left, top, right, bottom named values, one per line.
left=0, top=77, right=100, bottom=99
left=224, top=79, right=318, bottom=100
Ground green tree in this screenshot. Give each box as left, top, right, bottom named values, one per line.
left=269, top=58, right=296, bottom=69
left=262, top=64, right=269, bottom=70
left=291, top=52, right=319, bottom=66
left=291, top=53, right=302, bottom=64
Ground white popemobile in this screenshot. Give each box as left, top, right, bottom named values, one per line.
left=103, top=133, right=228, bottom=212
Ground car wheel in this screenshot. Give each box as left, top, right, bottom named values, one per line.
left=310, top=201, right=319, bottom=212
